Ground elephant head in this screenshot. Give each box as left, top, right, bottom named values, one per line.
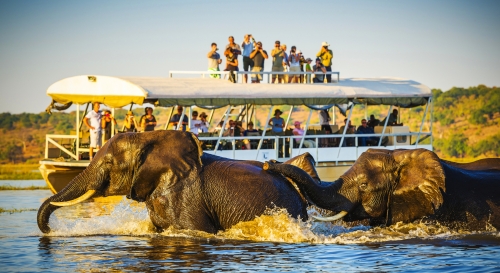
left=264, top=149, right=446, bottom=225
left=37, top=131, right=203, bottom=233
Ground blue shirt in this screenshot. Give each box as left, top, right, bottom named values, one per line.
left=171, top=114, right=189, bottom=131
left=270, top=117, right=284, bottom=133
left=357, top=126, right=374, bottom=135
left=242, top=41, right=254, bottom=57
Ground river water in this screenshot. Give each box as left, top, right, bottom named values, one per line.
left=1, top=180, right=499, bottom=272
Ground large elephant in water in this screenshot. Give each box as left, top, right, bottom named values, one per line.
left=38, top=131, right=318, bottom=234
left=263, top=149, right=500, bottom=230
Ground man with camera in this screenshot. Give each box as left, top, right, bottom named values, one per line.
left=83, top=102, right=102, bottom=161
left=316, top=42, right=333, bottom=83
left=271, top=40, right=285, bottom=83
left=313, top=58, right=327, bottom=83
left=241, top=34, right=256, bottom=83
left=207, top=42, right=222, bottom=78
left=249, top=41, right=268, bottom=83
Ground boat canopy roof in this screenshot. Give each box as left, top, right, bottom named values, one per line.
left=47, top=75, right=432, bottom=108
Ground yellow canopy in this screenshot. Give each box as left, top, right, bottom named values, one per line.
left=46, top=75, right=147, bottom=108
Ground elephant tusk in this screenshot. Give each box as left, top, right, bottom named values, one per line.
left=312, top=211, right=348, bottom=222
left=50, top=190, right=96, bottom=207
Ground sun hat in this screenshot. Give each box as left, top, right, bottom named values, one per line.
left=127, top=111, right=133, bottom=115
left=296, top=50, right=302, bottom=54
left=306, top=58, right=312, bottom=62
left=294, top=121, right=301, bottom=126
left=199, top=112, right=207, bottom=117
left=321, top=42, right=330, bottom=47
left=274, top=109, right=283, bottom=115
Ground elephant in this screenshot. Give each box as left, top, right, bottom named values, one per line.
left=263, top=149, right=500, bottom=230
left=38, top=130, right=319, bottom=234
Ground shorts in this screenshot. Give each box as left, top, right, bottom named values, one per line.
left=272, top=66, right=284, bottom=79
left=208, top=67, right=220, bottom=79
left=90, top=129, right=102, bottom=148
left=290, top=66, right=301, bottom=77
left=243, top=56, right=253, bottom=72
left=251, top=66, right=263, bottom=81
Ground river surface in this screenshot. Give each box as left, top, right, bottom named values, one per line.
left=1, top=180, right=499, bottom=272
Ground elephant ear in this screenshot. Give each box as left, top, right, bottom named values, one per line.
left=284, top=152, right=321, bottom=182
left=129, top=131, right=203, bottom=202
left=388, top=149, right=446, bottom=224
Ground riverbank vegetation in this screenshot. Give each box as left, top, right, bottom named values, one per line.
left=0, top=208, right=38, bottom=214
left=0, top=184, right=49, bottom=190
left=0, top=85, right=498, bottom=168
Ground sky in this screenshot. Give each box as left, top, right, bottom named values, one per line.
left=1, top=0, right=499, bottom=114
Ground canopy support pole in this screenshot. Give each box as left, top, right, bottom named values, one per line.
left=337, top=105, right=354, bottom=160
left=284, top=105, right=294, bottom=130
left=214, top=106, right=232, bottom=153
left=207, top=109, right=215, bottom=131
left=256, top=106, right=274, bottom=160
left=165, top=106, right=174, bottom=130
left=298, top=108, right=313, bottom=155
left=176, top=106, right=187, bottom=131
left=430, top=97, right=434, bottom=149
left=76, top=104, right=80, bottom=160
left=378, top=105, right=393, bottom=146
left=416, top=98, right=430, bottom=147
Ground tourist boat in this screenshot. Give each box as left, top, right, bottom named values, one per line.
left=40, top=72, right=433, bottom=193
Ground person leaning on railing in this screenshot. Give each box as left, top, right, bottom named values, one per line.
left=313, top=58, right=327, bottom=83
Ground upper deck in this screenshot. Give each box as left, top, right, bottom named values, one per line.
left=42, top=72, right=433, bottom=165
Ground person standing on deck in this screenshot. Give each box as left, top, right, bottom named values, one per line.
left=250, top=41, right=268, bottom=83
left=170, top=106, right=189, bottom=131
left=316, top=42, right=333, bottom=83
left=207, top=43, right=222, bottom=78
left=241, top=34, right=255, bottom=83
left=83, top=102, right=102, bottom=161
left=281, top=44, right=290, bottom=83
left=268, top=109, right=285, bottom=134
left=271, top=40, right=285, bottom=84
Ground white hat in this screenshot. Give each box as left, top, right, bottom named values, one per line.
left=296, top=50, right=302, bottom=54
left=321, top=42, right=330, bottom=47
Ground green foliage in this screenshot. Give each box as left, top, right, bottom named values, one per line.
left=468, top=133, right=500, bottom=157
left=439, top=133, right=468, bottom=158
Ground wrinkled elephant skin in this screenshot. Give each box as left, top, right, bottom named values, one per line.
left=264, top=149, right=500, bottom=230
left=37, top=131, right=317, bottom=234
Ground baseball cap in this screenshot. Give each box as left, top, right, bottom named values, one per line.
left=294, top=121, right=301, bottom=126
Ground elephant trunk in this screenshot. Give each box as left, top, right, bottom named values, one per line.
left=263, top=161, right=341, bottom=210
left=37, top=164, right=102, bottom=233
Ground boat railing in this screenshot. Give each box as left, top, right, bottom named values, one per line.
left=169, top=70, right=340, bottom=83
left=45, top=134, right=78, bottom=160
left=197, top=131, right=432, bottom=163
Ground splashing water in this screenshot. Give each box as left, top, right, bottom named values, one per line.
left=45, top=198, right=499, bottom=243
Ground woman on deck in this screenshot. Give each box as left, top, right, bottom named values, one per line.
left=140, top=107, right=157, bottom=132
left=124, top=111, right=139, bottom=132
left=268, top=109, right=285, bottom=134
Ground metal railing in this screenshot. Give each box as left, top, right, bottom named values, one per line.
left=169, top=70, right=340, bottom=83
left=197, top=131, right=432, bottom=163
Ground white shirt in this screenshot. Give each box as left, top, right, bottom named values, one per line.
left=85, top=110, right=102, bottom=131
